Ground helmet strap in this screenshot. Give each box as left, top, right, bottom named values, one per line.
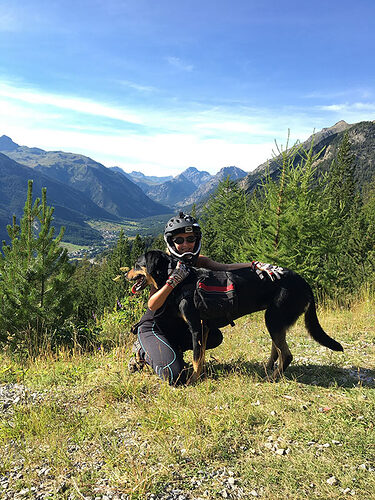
left=164, top=235, right=201, bottom=263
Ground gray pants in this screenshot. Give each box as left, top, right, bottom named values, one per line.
left=137, top=314, right=223, bottom=385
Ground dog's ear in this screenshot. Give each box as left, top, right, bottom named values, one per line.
left=146, top=251, right=171, bottom=286
left=134, top=253, right=146, bottom=270
left=146, top=251, right=157, bottom=274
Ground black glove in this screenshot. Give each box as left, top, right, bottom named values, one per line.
left=166, top=262, right=190, bottom=289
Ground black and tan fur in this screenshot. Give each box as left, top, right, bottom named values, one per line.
left=128, top=251, right=343, bottom=383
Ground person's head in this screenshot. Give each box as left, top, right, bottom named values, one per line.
left=164, top=212, right=201, bottom=264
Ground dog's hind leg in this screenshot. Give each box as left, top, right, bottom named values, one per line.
left=265, top=341, right=279, bottom=373
left=264, top=307, right=293, bottom=380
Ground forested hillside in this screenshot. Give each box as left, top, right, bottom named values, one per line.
left=200, top=133, right=375, bottom=299
left=240, top=120, right=375, bottom=194
left=0, top=132, right=374, bottom=357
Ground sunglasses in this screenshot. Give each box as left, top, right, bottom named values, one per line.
left=172, top=235, right=197, bottom=244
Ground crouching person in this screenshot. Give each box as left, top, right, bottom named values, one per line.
left=129, top=212, right=253, bottom=385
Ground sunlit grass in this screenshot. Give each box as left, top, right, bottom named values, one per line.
left=1, top=299, right=374, bottom=499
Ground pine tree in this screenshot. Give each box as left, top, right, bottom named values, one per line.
left=362, top=176, right=375, bottom=290
left=324, top=132, right=365, bottom=294
left=71, top=256, right=101, bottom=323
left=200, top=177, right=248, bottom=263
left=150, top=233, right=166, bottom=251
left=94, top=230, right=132, bottom=314
left=190, top=203, right=197, bottom=219
left=327, top=131, right=356, bottom=214
left=236, top=140, right=346, bottom=296
left=130, top=234, right=145, bottom=264
left=0, top=181, right=74, bottom=354
left=111, top=229, right=131, bottom=272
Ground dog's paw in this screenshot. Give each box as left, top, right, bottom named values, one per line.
left=186, top=373, right=198, bottom=385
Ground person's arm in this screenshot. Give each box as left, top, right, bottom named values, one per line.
left=196, top=255, right=285, bottom=280
left=147, top=262, right=190, bottom=311
left=148, top=283, right=174, bottom=311
left=196, top=255, right=251, bottom=271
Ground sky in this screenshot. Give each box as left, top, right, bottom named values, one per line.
left=1, top=0, right=375, bottom=177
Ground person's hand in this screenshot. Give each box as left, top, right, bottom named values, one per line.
left=166, top=261, right=190, bottom=289
left=251, top=261, right=284, bottom=281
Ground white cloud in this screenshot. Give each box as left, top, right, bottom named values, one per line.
left=4, top=79, right=375, bottom=178
left=315, top=101, right=375, bottom=125
left=118, top=80, right=157, bottom=93
left=0, top=82, right=144, bottom=125
left=0, top=85, right=280, bottom=174
left=1, top=118, right=275, bottom=176
left=0, top=79, right=298, bottom=140
left=305, top=88, right=374, bottom=100
left=166, top=56, right=194, bottom=72
left=319, top=104, right=347, bottom=112
left=0, top=82, right=309, bottom=176
left=193, top=119, right=281, bottom=138
left=318, top=101, right=375, bottom=112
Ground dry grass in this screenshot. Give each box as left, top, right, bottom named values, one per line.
left=0, top=300, right=374, bottom=499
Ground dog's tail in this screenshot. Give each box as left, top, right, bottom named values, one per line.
left=304, top=297, right=344, bottom=352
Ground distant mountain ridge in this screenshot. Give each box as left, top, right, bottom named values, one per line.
left=144, top=173, right=197, bottom=206
left=0, top=136, right=170, bottom=219
left=0, top=135, right=20, bottom=151
left=2, top=119, right=375, bottom=246
left=0, top=135, right=171, bottom=244
left=110, top=167, right=174, bottom=191
left=140, top=167, right=214, bottom=206
left=239, top=120, right=375, bottom=194
left=113, top=165, right=247, bottom=208
left=111, top=166, right=215, bottom=206
left=179, top=166, right=248, bottom=207
left=124, top=170, right=173, bottom=185
left=0, top=152, right=111, bottom=244
left=180, top=166, right=212, bottom=186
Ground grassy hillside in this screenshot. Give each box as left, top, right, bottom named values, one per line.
left=0, top=300, right=374, bottom=499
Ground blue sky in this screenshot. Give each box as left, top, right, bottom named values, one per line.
left=1, top=0, right=375, bottom=176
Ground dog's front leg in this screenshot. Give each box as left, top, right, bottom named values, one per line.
left=190, top=322, right=209, bottom=384
left=178, top=298, right=204, bottom=384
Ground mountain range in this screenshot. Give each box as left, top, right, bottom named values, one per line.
left=0, top=136, right=171, bottom=244
left=0, top=136, right=247, bottom=244
left=240, top=120, right=375, bottom=194
left=1, top=119, right=375, bottom=245
left=113, top=165, right=247, bottom=207
left=0, top=136, right=169, bottom=219
left=181, top=166, right=247, bottom=207
left=0, top=151, right=112, bottom=244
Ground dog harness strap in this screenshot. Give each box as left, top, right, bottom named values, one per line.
left=198, top=282, right=235, bottom=293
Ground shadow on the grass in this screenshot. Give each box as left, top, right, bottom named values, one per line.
left=205, top=357, right=375, bottom=388
left=286, top=363, right=375, bottom=388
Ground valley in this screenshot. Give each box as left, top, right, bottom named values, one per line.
left=1, top=120, right=375, bottom=249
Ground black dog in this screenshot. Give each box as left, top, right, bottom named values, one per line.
left=127, top=250, right=343, bottom=382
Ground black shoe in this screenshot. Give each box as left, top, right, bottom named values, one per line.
left=128, top=339, right=146, bottom=373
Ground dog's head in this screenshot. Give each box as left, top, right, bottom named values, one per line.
left=127, top=250, right=173, bottom=293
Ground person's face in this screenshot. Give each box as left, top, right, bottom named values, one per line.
left=172, top=232, right=197, bottom=254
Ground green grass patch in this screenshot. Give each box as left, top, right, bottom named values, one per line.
left=1, top=301, right=374, bottom=499
left=60, top=242, right=91, bottom=252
